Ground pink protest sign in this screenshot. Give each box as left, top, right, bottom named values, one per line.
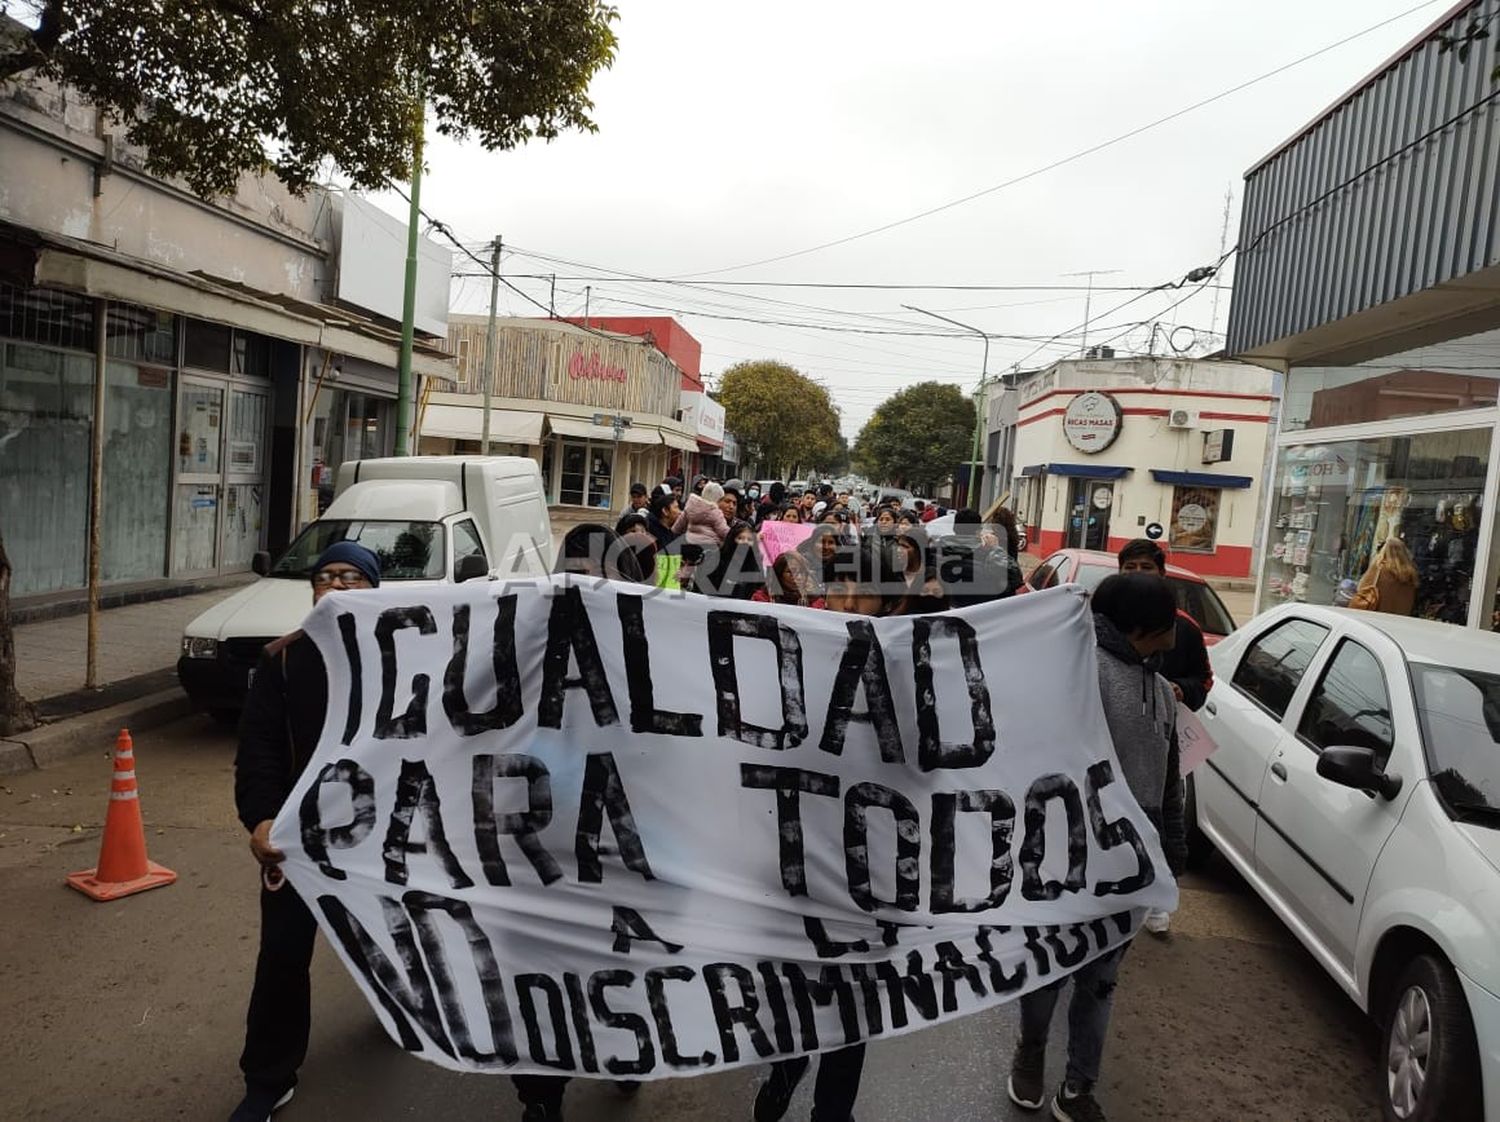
left=756, top=520, right=814, bottom=564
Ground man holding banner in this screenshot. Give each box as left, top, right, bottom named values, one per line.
left=254, top=557, right=1178, bottom=1121
left=1008, top=573, right=1187, bottom=1122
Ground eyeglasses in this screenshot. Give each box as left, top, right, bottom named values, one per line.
left=311, top=568, right=372, bottom=588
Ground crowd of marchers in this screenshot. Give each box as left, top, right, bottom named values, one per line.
left=600, top=474, right=1025, bottom=611
left=228, top=475, right=1214, bottom=1122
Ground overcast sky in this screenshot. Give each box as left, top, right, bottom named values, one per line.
left=371, top=0, right=1452, bottom=439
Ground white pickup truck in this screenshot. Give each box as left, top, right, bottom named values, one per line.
left=177, top=455, right=553, bottom=720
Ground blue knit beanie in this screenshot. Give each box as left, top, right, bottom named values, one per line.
left=313, top=542, right=382, bottom=587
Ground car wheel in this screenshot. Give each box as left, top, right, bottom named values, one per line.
left=1380, top=954, right=1482, bottom=1122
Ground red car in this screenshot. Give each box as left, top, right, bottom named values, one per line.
left=1025, top=548, right=1237, bottom=644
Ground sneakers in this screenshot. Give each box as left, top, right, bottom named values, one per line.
left=1051, top=1083, right=1107, bottom=1122
left=228, top=1084, right=294, bottom=1122
left=1143, top=908, right=1172, bottom=936
left=1007, top=1042, right=1046, bottom=1110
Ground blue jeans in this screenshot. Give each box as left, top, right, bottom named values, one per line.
left=1017, top=945, right=1129, bottom=1092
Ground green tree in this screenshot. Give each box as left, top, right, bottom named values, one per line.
left=0, top=0, right=619, bottom=196
left=718, top=360, right=842, bottom=479
left=0, top=0, right=617, bottom=734
left=853, top=381, right=975, bottom=494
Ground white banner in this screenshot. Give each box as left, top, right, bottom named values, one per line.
left=273, top=580, right=1177, bottom=1078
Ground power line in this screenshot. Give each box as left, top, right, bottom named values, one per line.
left=680, top=0, right=1446, bottom=276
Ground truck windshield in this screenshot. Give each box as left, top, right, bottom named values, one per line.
left=270, top=520, right=446, bottom=581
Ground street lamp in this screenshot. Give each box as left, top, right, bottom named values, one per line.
left=904, top=305, right=990, bottom=509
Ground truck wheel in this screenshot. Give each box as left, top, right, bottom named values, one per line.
left=1380, top=953, right=1481, bottom=1122
left=209, top=707, right=240, bottom=729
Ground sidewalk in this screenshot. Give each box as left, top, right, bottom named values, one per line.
left=14, top=587, right=240, bottom=705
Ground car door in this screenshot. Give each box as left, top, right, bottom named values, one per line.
left=1253, top=631, right=1415, bottom=973
left=1198, top=617, right=1332, bottom=867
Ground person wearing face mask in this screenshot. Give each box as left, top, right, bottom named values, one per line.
left=1007, top=572, right=1187, bottom=1122
left=229, top=543, right=382, bottom=1122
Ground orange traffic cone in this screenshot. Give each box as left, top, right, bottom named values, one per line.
left=65, top=729, right=177, bottom=902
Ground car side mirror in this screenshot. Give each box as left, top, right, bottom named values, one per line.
left=1317, top=745, right=1402, bottom=800
left=455, top=554, right=490, bottom=583
left=251, top=550, right=271, bottom=576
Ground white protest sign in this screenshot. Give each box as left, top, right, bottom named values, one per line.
left=273, top=580, right=1177, bottom=1078
left=1176, top=705, right=1219, bottom=777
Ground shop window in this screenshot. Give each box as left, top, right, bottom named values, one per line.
left=1262, top=428, right=1490, bottom=624
left=1283, top=325, right=1500, bottom=432
left=232, top=332, right=272, bottom=379
left=183, top=319, right=232, bottom=372
left=0, top=283, right=95, bottom=352
left=557, top=440, right=614, bottom=508
left=106, top=305, right=176, bottom=366
left=1169, top=486, right=1220, bottom=552
left=0, top=343, right=94, bottom=595
left=101, top=360, right=171, bottom=583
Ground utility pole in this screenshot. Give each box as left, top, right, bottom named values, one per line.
left=904, top=304, right=990, bottom=509
left=395, top=90, right=425, bottom=457
left=481, top=236, right=502, bottom=455
left=584, top=285, right=591, bottom=330
left=1063, top=269, right=1121, bottom=358
left=549, top=274, right=557, bottom=318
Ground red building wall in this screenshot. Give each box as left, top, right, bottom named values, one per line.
left=560, top=316, right=703, bottom=390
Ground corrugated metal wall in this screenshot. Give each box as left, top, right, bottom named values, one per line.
left=446, top=318, right=682, bottom=417
left=1228, top=0, right=1500, bottom=355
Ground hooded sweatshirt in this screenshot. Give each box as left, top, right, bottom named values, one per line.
left=673, top=491, right=730, bottom=549
left=1093, top=613, right=1186, bottom=875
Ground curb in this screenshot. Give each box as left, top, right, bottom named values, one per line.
left=0, top=689, right=194, bottom=776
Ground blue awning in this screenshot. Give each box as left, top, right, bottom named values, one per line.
left=1021, top=463, right=1132, bottom=479
left=1150, top=469, right=1254, bottom=489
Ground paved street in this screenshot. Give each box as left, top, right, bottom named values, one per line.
left=0, top=716, right=1380, bottom=1122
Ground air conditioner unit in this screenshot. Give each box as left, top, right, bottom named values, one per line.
left=1167, top=409, right=1198, bottom=430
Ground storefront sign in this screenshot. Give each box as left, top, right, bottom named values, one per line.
left=1091, top=486, right=1113, bottom=510
left=274, top=579, right=1176, bottom=1078
left=681, top=391, right=725, bottom=446
left=1062, top=392, right=1121, bottom=454
left=569, top=351, right=628, bottom=383
left=1201, top=429, right=1234, bottom=465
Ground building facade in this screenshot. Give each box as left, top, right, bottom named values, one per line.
left=991, top=357, right=1278, bottom=578
left=0, top=72, right=455, bottom=605
left=427, top=316, right=701, bottom=510
left=1228, top=0, right=1500, bottom=629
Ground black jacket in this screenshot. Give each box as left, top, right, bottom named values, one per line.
left=1155, top=612, right=1214, bottom=712
left=234, top=631, right=329, bottom=832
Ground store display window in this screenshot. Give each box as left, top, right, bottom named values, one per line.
left=1261, top=428, right=1490, bottom=625
left=1169, top=486, right=1220, bottom=552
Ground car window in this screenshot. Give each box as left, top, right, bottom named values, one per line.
left=1071, top=563, right=1112, bottom=592
left=1231, top=618, right=1331, bottom=719
left=1174, top=580, right=1236, bottom=636
left=1412, top=663, right=1500, bottom=825
left=1297, top=640, right=1394, bottom=762
left=1028, top=559, right=1059, bottom=590
left=451, top=519, right=488, bottom=578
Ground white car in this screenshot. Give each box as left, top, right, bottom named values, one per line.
left=1191, top=603, right=1500, bottom=1122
